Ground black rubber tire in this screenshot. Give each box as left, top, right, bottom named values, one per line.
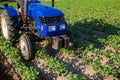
left=1, top=11, right=18, bottom=43
left=19, top=34, right=35, bottom=61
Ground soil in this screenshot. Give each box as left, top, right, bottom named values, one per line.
left=0, top=51, right=21, bottom=80
left=0, top=17, right=119, bottom=80
left=0, top=18, right=20, bottom=79
left=24, top=41, right=119, bottom=80
left=25, top=58, right=70, bottom=80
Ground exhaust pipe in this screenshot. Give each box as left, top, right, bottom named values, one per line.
left=24, top=0, right=28, bottom=17
left=52, top=0, right=54, bottom=7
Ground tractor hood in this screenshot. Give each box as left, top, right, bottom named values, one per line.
left=28, top=3, right=64, bottom=17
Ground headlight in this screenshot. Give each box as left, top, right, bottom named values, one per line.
left=41, top=26, right=44, bottom=31
left=60, top=24, right=66, bottom=30
left=49, top=26, right=56, bottom=32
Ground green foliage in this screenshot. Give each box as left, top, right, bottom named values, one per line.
left=47, top=57, right=68, bottom=75
left=68, top=74, right=86, bottom=80
left=14, top=61, right=39, bottom=80
left=0, top=0, right=120, bottom=79
left=92, top=48, right=120, bottom=66
left=110, top=54, right=120, bottom=65
left=92, top=48, right=102, bottom=56
left=0, top=36, right=39, bottom=80
left=101, top=65, right=118, bottom=77
left=36, top=49, right=49, bottom=59
left=83, top=44, right=94, bottom=53
left=106, top=35, right=120, bottom=50
left=81, top=54, right=91, bottom=64
left=0, top=2, right=17, bottom=9
left=60, top=47, right=76, bottom=57
left=54, top=0, right=120, bottom=29
left=0, top=37, right=20, bottom=61
left=90, top=60, right=101, bottom=72
left=36, top=49, right=68, bottom=75
left=90, top=60, right=118, bottom=77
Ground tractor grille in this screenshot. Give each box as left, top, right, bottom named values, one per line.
left=39, top=16, right=65, bottom=24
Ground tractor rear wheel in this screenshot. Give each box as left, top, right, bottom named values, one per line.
left=19, top=34, right=35, bottom=61
left=1, top=11, right=18, bottom=43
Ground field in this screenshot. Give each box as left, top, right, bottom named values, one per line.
left=0, top=0, right=120, bottom=80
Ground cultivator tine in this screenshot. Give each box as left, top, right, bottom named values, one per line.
left=59, top=35, right=70, bottom=48
left=51, top=36, right=62, bottom=50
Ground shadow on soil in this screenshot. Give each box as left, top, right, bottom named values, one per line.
left=71, top=18, right=120, bottom=49
left=68, top=18, right=120, bottom=79
left=23, top=18, right=120, bottom=80
left=0, top=50, right=21, bottom=80
left=0, top=63, right=13, bottom=80
left=45, top=18, right=120, bottom=55
left=44, top=18, right=120, bottom=80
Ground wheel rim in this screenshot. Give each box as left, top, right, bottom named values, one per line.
left=1, top=17, right=9, bottom=40
left=20, top=40, right=27, bottom=56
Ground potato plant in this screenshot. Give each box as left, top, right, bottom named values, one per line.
left=0, top=36, right=39, bottom=80
left=36, top=49, right=68, bottom=75
left=36, top=49, right=86, bottom=79
left=68, top=74, right=86, bottom=80
left=0, top=0, right=120, bottom=79
left=60, top=47, right=76, bottom=57
left=90, top=60, right=118, bottom=77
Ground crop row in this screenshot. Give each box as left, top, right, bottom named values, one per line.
left=75, top=41, right=120, bottom=67
left=90, top=59, right=118, bottom=77
left=92, top=48, right=120, bottom=66
left=54, top=0, right=120, bottom=29
left=36, top=49, right=86, bottom=80
left=72, top=27, right=120, bottom=51
left=81, top=45, right=119, bottom=77
left=0, top=36, right=86, bottom=80
left=0, top=36, right=39, bottom=80
left=60, top=44, right=120, bottom=77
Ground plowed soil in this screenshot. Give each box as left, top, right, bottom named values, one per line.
left=0, top=51, right=21, bottom=80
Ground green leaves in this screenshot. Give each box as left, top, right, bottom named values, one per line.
left=101, top=65, right=118, bottom=77
left=90, top=60, right=101, bottom=71
left=47, top=57, right=68, bottom=75
left=106, top=35, right=120, bottom=50
left=36, top=49, right=86, bottom=79
left=14, top=61, right=39, bottom=80
left=90, top=60, right=118, bottom=77
left=36, top=49, right=68, bottom=75
left=111, top=54, right=120, bottom=65
left=36, top=49, right=49, bottom=59
left=60, top=47, right=76, bottom=57
left=0, top=36, right=39, bottom=80
left=81, top=54, right=91, bottom=64
left=68, top=74, right=86, bottom=80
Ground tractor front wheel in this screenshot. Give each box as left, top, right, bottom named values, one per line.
left=19, top=34, right=35, bottom=61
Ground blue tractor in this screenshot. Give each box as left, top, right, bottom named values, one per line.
left=0, top=0, right=73, bottom=61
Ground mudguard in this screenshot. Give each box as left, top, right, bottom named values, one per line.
left=0, top=6, right=18, bottom=16
left=0, top=6, right=20, bottom=27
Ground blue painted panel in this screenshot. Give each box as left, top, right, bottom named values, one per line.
left=36, top=20, right=68, bottom=36
left=0, top=6, right=20, bottom=27
left=28, top=3, right=64, bottom=17
left=27, top=2, right=67, bottom=36
left=5, top=6, right=18, bottom=16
